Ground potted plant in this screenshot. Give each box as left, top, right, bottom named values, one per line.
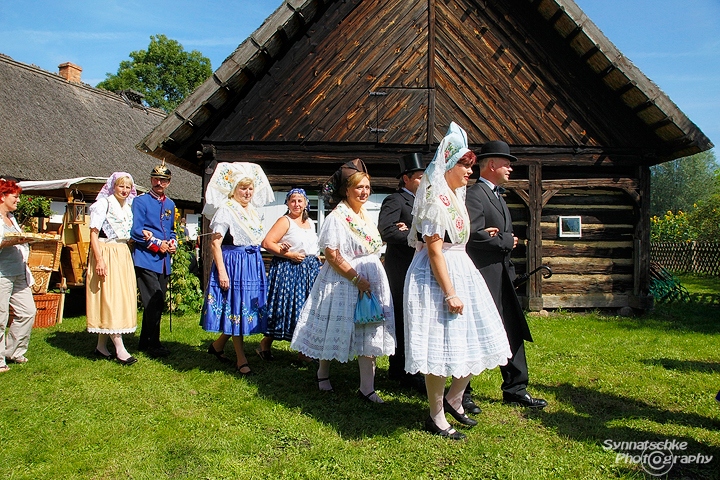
left=15, top=194, right=54, bottom=228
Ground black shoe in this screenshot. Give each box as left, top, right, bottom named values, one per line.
left=357, top=390, right=385, bottom=404
left=424, top=416, right=466, bottom=440
left=117, top=356, right=138, bottom=366
left=462, top=394, right=482, bottom=414
left=443, top=398, right=478, bottom=426
left=502, top=392, right=548, bottom=409
left=93, top=349, right=115, bottom=361
left=317, top=377, right=333, bottom=392
left=236, top=363, right=254, bottom=376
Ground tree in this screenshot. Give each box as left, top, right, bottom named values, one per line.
left=650, top=150, right=718, bottom=218
left=97, top=34, right=212, bottom=112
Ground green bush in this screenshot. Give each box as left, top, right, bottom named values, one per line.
left=167, top=229, right=203, bottom=314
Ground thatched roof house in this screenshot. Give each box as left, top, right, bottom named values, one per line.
left=0, top=54, right=200, bottom=208
left=139, top=0, right=712, bottom=310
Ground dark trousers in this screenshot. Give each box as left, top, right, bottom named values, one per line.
left=135, top=267, right=169, bottom=349
left=466, top=341, right=529, bottom=397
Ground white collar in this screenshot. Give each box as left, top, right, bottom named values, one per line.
left=401, top=187, right=416, bottom=198
left=478, top=177, right=497, bottom=190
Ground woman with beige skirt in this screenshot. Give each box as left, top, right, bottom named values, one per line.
left=86, top=172, right=139, bottom=365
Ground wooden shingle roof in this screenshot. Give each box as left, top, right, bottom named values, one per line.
left=138, top=0, right=712, bottom=175
left=0, top=54, right=201, bottom=205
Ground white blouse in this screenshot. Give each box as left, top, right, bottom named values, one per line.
left=278, top=216, right=319, bottom=256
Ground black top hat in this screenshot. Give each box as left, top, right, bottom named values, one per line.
left=150, top=159, right=172, bottom=179
left=476, top=140, right=517, bottom=162
left=396, top=153, right=426, bottom=178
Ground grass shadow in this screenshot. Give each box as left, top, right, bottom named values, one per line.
left=642, top=358, right=720, bottom=374
left=526, top=383, right=720, bottom=479
left=45, top=327, right=426, bottom=440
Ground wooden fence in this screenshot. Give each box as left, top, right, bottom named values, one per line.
left=650, top=242, right=720, bottom=276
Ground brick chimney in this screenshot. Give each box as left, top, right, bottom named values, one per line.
left=58, top=62, right=82, bottom=83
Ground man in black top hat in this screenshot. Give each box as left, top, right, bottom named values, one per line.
left=378, top=153, right=426, bottom=392
left=464, top=141, right=547, bottom=410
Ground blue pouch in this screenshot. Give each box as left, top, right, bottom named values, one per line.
left=353, top=291, right=386, bottom=325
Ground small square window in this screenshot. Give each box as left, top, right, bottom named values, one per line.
left=558, top=216, right=582, bottom=238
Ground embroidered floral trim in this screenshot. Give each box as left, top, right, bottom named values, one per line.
left=333, top=201, right=382, bottom=254
left=225, top=199, right=264, bottom=244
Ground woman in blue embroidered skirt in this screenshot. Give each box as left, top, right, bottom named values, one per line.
left=257, top=188, right=320, bottom=361
left=290, top=159, right=396, bottom=403
left=200, top=162, right=274, bottom=375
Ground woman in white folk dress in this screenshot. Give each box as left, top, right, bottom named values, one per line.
left=404, top=122, right=511, bottom=439
left=291, top=159, right=395, bottom=403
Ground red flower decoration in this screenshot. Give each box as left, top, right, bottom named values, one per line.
left=439, top=194, right=450, bottom=206
left=455, top=218, right=464, bottom=230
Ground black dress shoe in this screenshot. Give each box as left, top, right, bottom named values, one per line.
left=443, top=398, right=478, bottom=426
left=503, top=392, right=548, bottom=409
left=94, top=349, right=115, bottom=360
left=117, top=356, right=138, bottom=366
left=424, top=416, right=466, bottom=440
left=462, top=394, right=482, bottom=414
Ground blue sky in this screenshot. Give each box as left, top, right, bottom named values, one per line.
left=1, top=0, right=718, bottom=147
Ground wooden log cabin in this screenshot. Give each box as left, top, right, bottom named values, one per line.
left=138, top=0, right=713, bottom=311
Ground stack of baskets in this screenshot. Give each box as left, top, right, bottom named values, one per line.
left=28, top=237, right=63, bottom=327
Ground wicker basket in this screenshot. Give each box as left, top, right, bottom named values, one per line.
left=33, top=293, right=62, bottom=328
left=30, top=267, right=53, bottom=294
left=28, top=239, right=63, bottom=271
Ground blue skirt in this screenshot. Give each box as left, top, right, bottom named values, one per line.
left=200, top=245, right=268, bottom=336
left=265, top=255, right=321, bottom=341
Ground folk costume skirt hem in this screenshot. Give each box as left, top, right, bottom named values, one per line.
left=264, top=255, right=321, bottom=341
left=404, top=244, right=511, bottom=378
left=86, top=241, right=138, bottom=334
left=200, top=245, right=268, bottom=336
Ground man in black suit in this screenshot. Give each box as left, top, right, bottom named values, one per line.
left=378, top=153, right=425, bottom=392
left=464, top=141, right=547, bottom=410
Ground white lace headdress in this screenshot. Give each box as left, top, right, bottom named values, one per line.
left=202, top=162, right=274, bottom=219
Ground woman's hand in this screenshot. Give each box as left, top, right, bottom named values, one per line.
left=95, top=258, right=108, bottom=278
left=484, top=227, right=499, bottom=237
left=447, top=295, right=464, bottom=315
left=356, top=276, right=371, bottom=294
left=217, top=272, right=230, bottom=290
left=142, top=229, right=153, bottom=241
left=287, top=251, right=306, bottom=263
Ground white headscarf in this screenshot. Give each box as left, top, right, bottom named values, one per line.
left=89, top=172, right=137, bottom=213
left=202, top=162, right=274, bottom=219
left=408, top=122, right=472, bottom=247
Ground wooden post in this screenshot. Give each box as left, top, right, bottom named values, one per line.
left=527, top=162, right=543, bottom=311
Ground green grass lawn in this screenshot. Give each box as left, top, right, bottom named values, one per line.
left=2, top=300, right=719, bottom=479
left=678, top=274, right=720, bottom=296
